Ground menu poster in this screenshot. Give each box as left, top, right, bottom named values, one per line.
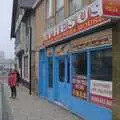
left=72, top=75, right=87, bottom=100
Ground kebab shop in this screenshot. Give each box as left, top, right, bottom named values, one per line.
left=38, top=0, right=120, bottom=119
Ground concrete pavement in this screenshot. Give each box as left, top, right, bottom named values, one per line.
left=5, top=84, right=82, bottom=120
left=1, top=83, right=13, bottom=120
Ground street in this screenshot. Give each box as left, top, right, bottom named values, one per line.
left=0, top=78, right=82, bottom=120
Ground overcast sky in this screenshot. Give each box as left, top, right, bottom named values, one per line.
left=0, top=0, right=14, bottom=59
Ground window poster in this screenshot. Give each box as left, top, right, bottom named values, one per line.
left=47, top=48, right=53, bottom=56
left=90, top=80, right=112, bottom=109
left=72, top=75, right=87, bottom=100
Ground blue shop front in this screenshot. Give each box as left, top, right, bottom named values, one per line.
left=38, top=1, right=114, bottom=120
left=38, top=29, right=112, bottom=120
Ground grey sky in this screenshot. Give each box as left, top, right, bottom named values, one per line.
left=0, top=0, right=14, bottom=59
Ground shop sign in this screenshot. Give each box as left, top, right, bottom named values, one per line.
left=102, top=0, right=120, bottom=17
left=72, top=75, right=87, bottom=100
left=71, top=37, right=112, bottom=52
left=90, top=80, right=112, bottom=109
left=43, top=0, right=110, bottom=46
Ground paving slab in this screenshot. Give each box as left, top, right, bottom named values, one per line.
left=5, top=84, right=83, bottom=120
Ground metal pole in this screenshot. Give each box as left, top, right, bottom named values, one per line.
left=29, top=27, right=32, bottom=95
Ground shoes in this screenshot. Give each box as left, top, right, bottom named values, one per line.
left=9, top=96, right=13, bottom=99
left=12, top=96, right=16, bottom=99
left=9, top=96, right=16, bottom=99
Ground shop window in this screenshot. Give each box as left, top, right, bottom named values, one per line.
left=90, top=48, right=112, bottom=109
left=72, top=53, right=87, bottom=100
left=67, top=60, right=70, bottom=83
left=59, top=57, right=65, bottom=82
left=69, top=0, right=83, bottom=15
left=91, top=49, right=112, bottom=81
left=56, top=0, right=64, bottom=24
left=48, top=57, right=53, bottom=88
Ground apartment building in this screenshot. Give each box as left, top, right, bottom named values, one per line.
left=35, top=0, right=120, bottom=120
left=11, top=0, right=37, bottom=91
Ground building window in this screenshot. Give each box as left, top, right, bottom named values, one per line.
left=69, top=0, right=83, bottom=15
left=47, top=0, right=52, bottom=18
left=91, top=0, right=95, bottom=3
left=91, top=49, right=112, bottom=81
left=24, top=56, right=28, bottom=79
left=56, top=0, right=64, bottom=11
left=25, top=19, right=30, bottom=35
left=46, top=0, right=54, bottom=29
left=47, top=18, right=55, bottom=30
left=56, top=0, right=64, bottom=24
left=72, top=53, right=87, bottom=100
left=48, top=57, right=53, bottom=88
left=59, top=57, right=65, bottom=82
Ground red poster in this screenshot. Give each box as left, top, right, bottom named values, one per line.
left=72, top=75, right=87, bottom=100
left=102, top=0, right=120, bottom=17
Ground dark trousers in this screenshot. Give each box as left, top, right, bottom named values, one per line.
left=10, top=86, right=16, bottom=97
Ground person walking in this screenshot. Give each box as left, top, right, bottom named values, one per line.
left=8, top=69, right=17, bottom=99
left=15, top=69, right=20, bottom=86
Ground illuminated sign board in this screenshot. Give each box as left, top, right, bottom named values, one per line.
left=102, top=0, right=120, bottom=17
left=43, top=0, right=116, bottom=47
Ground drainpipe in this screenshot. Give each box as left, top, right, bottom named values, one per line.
left=29, top=26, right=32, bottom=95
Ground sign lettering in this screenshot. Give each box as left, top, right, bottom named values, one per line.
left=43, top=0, right=111, bottom=46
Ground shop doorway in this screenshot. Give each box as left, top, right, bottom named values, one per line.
left=56, top=55, right=71, bottom=107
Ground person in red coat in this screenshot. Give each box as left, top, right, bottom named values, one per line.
left=8, top=69, right=17, bottom=99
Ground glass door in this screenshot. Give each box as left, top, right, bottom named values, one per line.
left=56, top=55, right=71, bottom=106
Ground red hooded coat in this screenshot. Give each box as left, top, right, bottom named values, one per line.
left=8, top=72, right=16, bottom=87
